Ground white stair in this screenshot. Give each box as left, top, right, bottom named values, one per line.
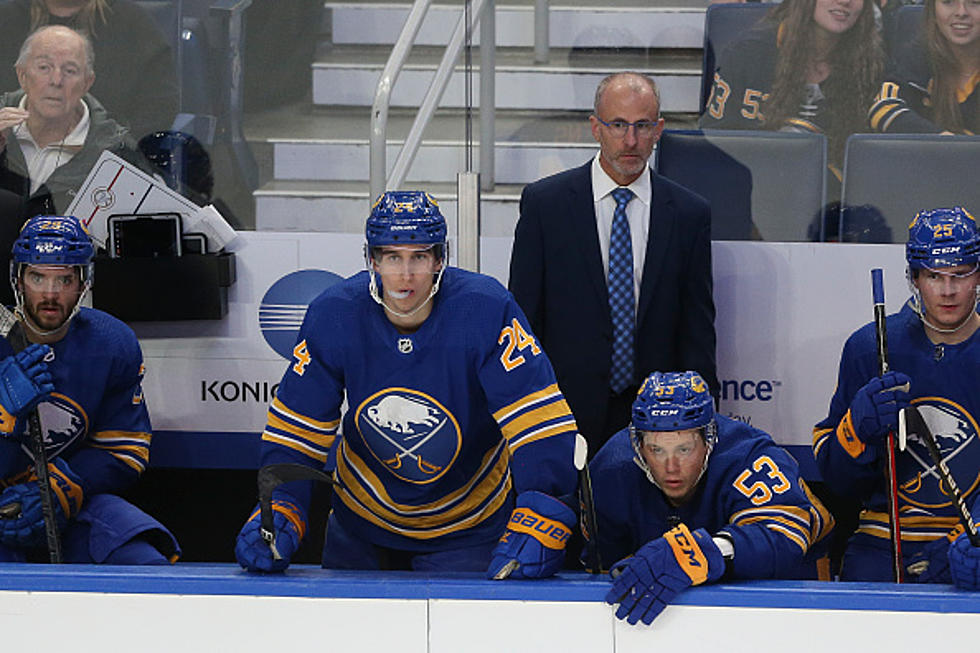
left=249, top=0, right=708, bottom=232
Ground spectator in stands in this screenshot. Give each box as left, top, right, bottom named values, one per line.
left=0, top=215, right=180, bottom=563
left=869, top=0, right=979, bottom=134
left=0, top=25, right=150, bottom=222
left=702, top=0, right=885, bottom=169
left=0, top=0, right=178, bottom=139
left=510, top=72, right=717, bottom=459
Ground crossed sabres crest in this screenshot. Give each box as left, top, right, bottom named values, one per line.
left=355, top=389, right=461, bottom=484
left=898, top=400, right=980, bottom=508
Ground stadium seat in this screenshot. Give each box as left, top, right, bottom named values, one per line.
left=839, top=134, right=980, bottom=243
left=884, top=4, right=925, bottom=60
left=700, top=3, right=773, bottom=115
left=654, top=129, right=828, bottom=241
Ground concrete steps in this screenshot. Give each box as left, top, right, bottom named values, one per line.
left=250, top=0, right=708, bottom=231
left=327, top=0, right=706, bottom=48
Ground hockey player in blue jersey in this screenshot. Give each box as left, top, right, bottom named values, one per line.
left=594, top=371, right=833, bottom=626
left=0, top=215, right=179, bottom=563
left=235, top=191, right=578, bottom=577
left=814, top=206, right=980, bottom=583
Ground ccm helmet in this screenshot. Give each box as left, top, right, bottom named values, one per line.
left=906, top=207, right=980, bottom=334
left=906, top=207, right=980, bottom=271
left=10, top=215, right=94, bottom=336
left=630, top=371, right=717, bottom=488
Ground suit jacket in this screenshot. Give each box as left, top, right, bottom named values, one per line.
left=509, top=161, right=718, bottom=452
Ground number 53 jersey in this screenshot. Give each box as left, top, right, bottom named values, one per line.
left=589, top=415, right=834, bottom=579
left=261, top=267, right=578, bottom=551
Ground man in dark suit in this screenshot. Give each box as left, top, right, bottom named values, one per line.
left=509, top=71, right=718, bottom=457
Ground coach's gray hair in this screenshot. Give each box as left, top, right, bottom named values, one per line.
left=15, top=25, right=95, bottom=77
left=593, top=72, right=661, bottom=116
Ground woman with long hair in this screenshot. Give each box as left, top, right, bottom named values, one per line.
left=703, top=0, right=885, bottom=167
left=870, top=0, right=980, bottom=134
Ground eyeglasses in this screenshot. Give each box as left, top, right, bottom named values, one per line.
left=594, top=117, right=660, bottom=138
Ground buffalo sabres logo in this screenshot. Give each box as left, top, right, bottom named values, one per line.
left=354, top=388, right=462, bottom=484
left=898, top=399, right=980, bottom=509
left=20, top=393, right=89, bottom=461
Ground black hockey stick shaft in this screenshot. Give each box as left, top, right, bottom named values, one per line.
left=576, top=434, right=602, bottom=574
left=0, top=306, right=61, bottom=563
left=871, top=269, right=903, bottom=582
left=257, top=463, right=337, bottom=559
left=903, top=406, right=980, bottom=547
left=579, top=465, right=602, bottom=574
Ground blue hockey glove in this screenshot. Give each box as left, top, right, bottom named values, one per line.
left=235, top=499, right=305, bottom=572
left=487, top=491, right=575, bottom=580
left=840, top=372, right=911, bottom=453
left=605, top=524, right=725, bottom=626
left=949, top=530, right=980, bottom=590
left=907, top=524, right=964, bottom=583
left=0, top=344, right=53, bottom=437
left=0, top=458, right=84, bottom=549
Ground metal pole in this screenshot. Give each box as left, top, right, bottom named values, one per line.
left=370, top=0, right=433, bottom=201
left=480, top=0, right=495, bottom=191
left=534, top=0, right=549, bottom=64
left=456, top=172, right=481, bottom=272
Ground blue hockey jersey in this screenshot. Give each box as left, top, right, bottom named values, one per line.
left=814, top=302, right=980, bottom=548
left=261, top=267, right=578, bottom=551
left=590, top=415, right=833, bottom=579
left=0, top=308, right=151, bottom=496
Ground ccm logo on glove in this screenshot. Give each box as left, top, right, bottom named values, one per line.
left=665, top=524, right=711, bottom=585
left=504, top=508, right=571, bottom=549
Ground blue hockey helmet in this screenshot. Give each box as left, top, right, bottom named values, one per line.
left=906, top=207, right=980, bottom=271
left=365, top=190, right=447, bottom=254
left=12, top=215, right=94, bottom=267
left=630, top=371, right=717, bottom=491
left=632, top=371, right=715, bottom=433
left=10, top=215, right=95, bottom=336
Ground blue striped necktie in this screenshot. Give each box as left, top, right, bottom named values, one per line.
left=608, top=187, right=635, bottom=394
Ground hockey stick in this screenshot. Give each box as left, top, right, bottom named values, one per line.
left=576, top=433, right=602, bottom=574
left=871, top=268, right=903, bottom=582
left=257, top=463, right=338, bottom=560
left=900, top=406, right=980, bottom=550
left=0, top=306, right=61, bottom=563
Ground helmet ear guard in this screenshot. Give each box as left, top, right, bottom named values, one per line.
left=905, top=207, right=980, bottom=334
left=629, top=371, right=717, bottom=490
left=364, top=191, right=449, bottom=319
left=10, top=215, right=94, bottom=337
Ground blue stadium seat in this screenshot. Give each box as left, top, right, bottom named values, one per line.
left=840, top=134, right=980, bottom=243
left=700, top=2, right=773, bottom=116
left=884, top=4, right=925, bottom=60
left=654, top=129, right=828, bottom=241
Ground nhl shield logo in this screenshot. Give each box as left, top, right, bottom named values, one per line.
left=398, top=338, right=413, bottom=354
left=898, top=399, right=980, bottom=509
left=354, top=388, right=462, bottom=484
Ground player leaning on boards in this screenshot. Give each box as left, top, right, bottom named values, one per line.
left=814, top=207, right=980, bottom=582
left=592, top=371, right=833, bottom=626
left=236, top=191, right=578, bottom=577
left=0, top=215, right=178, bottom=563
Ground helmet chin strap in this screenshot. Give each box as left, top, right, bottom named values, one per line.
left=14, top=280, right=90, bottom=340
left=368, top=265, right=446, bottom=319
left=630, top=422, right=716, bottom=493
left=907, top=269, right=980, bottom=335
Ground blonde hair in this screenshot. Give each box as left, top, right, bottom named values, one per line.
left=30, top=0, right=111, bottom=37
